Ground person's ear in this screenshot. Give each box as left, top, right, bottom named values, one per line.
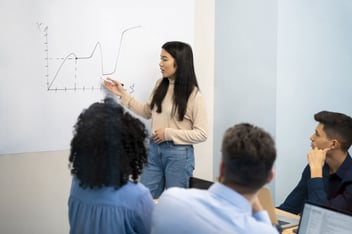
left=266, top=169, right=274, bottom=184
left=330, top=139, right=340, bottom=150
left=217, top=160, right=225, bottom=182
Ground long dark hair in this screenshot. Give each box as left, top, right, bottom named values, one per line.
left=68, top=97, right=148, bottom=189
left=150, top=41, right=199, bottom=121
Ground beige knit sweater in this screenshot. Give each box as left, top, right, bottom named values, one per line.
left=120, top=78, right=208, bottom=145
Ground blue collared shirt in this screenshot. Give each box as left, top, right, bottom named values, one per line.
left=152, top=182, right=279, bottom=234
left=69, top=177, right=154, bottom=234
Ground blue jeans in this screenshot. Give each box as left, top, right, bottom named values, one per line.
left=140, top=140, right=194, bottom=198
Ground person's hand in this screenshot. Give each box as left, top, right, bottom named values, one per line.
left=307, top=147, right=330, bottom=178
left=103, top=77, right=126, bottom=98
left=152, top=128, right=166, bottom=144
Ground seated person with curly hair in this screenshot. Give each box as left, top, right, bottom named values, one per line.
left=68, top=97, right=154, bottom=234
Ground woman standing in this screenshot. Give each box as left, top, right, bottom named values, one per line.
left=104, top=41, right=208, bottom=198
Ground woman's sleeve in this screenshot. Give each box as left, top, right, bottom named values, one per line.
left=119, top=80, right=160, bottom=119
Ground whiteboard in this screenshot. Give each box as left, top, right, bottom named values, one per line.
left=0, top=0, right=194, bottom=154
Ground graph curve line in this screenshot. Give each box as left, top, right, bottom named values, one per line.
left=48, top=52, right=78, bottom=90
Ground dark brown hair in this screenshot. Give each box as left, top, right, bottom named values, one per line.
left=221, top=123, right=276, bottom=193
left=314, top=111, right=352, bottom=151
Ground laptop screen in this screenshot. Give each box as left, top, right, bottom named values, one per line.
left=298, top=202, right=352, bottom=234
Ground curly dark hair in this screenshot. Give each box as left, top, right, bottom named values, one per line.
left=221, top=123, right=276, bottom=193
left=68, top=97, right=148, bottom=189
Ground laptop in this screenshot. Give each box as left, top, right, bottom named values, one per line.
left=189, top=176, right=214, bottom=189
left=257, top=187, right=300, bottom=229
left=297, top=201, right=352, bottom=234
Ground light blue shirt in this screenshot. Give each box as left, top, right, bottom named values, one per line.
left=151, top=182, right=279, bottom=234
left=69, top=177, right=154, bottom=234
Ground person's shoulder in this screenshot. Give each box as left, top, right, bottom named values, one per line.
left=340, top=156, right=352, bottom=180
left=155, top=77, right=164, bottom=85
left=119, top=182, right=152, bottom=200
left=159, top=187, right=208, bottom=205
left=191, top=86, right=201, bottom=94
left=188, top=87, right=204, bottom=102
left=345, top=153, right=352, bottom=167
left=302, top=164, right=311, bottom=173
left=160, top=186, right=189, bottom=198
left=156, top=188, right=208, bottom=215
left=124, top=181, right=151, bottom=193
left=119, top=182, right=154, bottom=205
left=150, top=78, right=164, bottom=91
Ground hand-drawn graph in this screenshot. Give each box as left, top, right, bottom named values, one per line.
left=37, top=22, right=139, bottom=92
left=0, top=0, right=194, bottom=155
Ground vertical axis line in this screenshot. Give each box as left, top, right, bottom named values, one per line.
left=44, top=27, right=49, bottom=90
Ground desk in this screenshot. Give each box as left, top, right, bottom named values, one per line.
left=276, top=209, right=300, bottom=234
left=282, top=226, right=297, bottom=234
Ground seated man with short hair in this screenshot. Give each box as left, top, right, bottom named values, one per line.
left=278, top=111, right=352, bottom=214
left=151, top=123, right=279, bottom=234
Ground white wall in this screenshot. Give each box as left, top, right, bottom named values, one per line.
left=193, top=0, right=215, bottom=181
left=0, top=1, right=215, bottom=233
left=214, top=0, right=278, bottom=190
left=275, top=0, right=352, bottom=205
left=215, top=0, right=352, bottom=205
left=0, top=151, right=71, bottom=234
